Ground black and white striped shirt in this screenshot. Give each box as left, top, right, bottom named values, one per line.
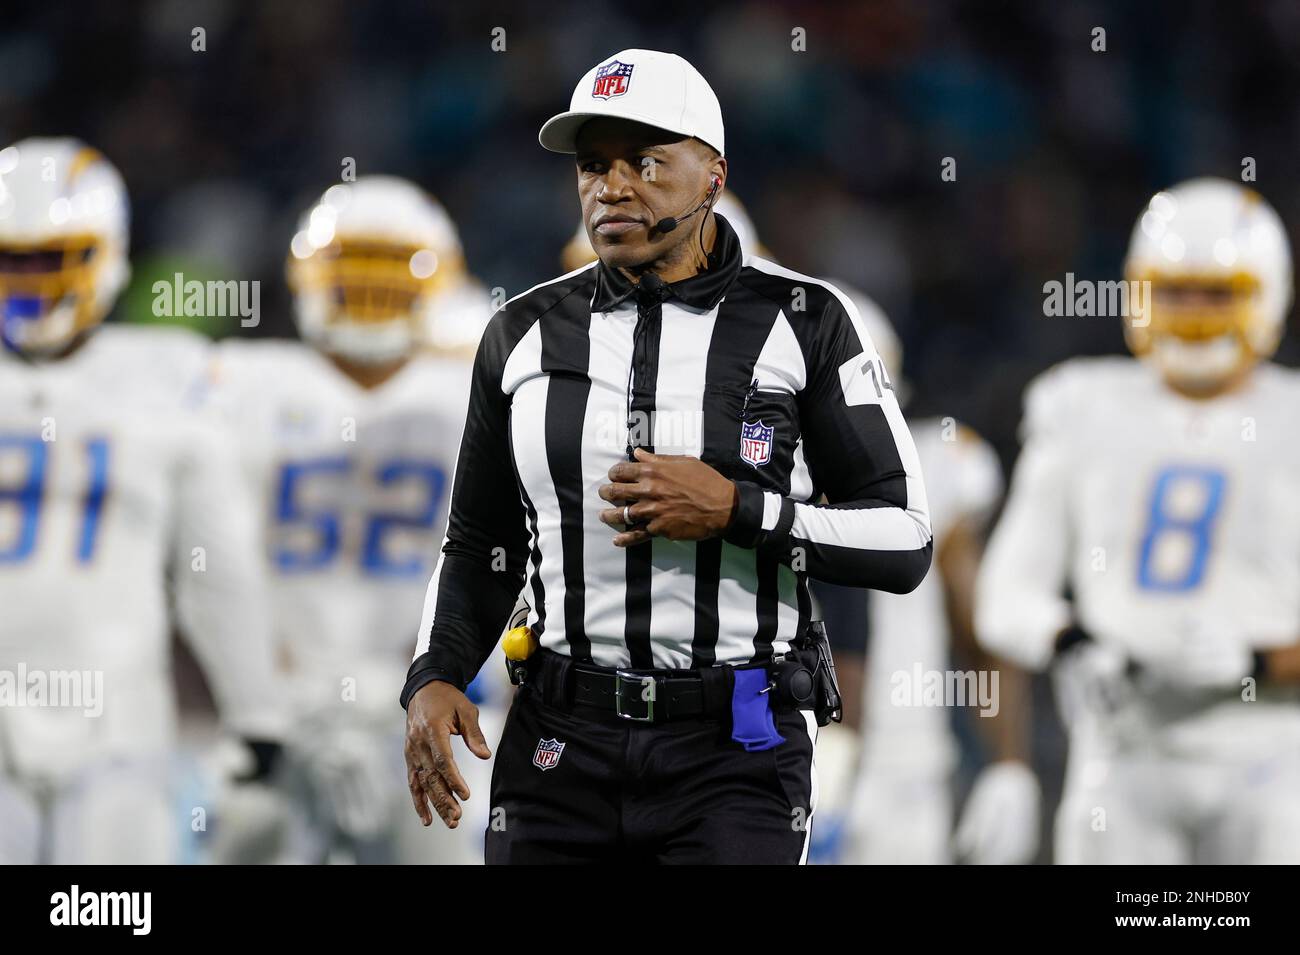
left=402, top=214, right=931, bottom=704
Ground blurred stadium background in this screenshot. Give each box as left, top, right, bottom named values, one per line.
left=9, top=1, right=1300, bottom=457
left=6, top=0, right=1300, bottom=862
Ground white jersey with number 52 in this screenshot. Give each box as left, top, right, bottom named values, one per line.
left=208, top=340, right=472, bottom=716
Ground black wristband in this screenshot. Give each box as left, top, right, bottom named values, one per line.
left=1053, top=623, right=1092, bottom=657
left=722, top=481, right=767, bottom=548
left=241, top=739, right=283, bottom=782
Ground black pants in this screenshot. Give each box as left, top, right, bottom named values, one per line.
left=484, top=683, right=817, bottom=864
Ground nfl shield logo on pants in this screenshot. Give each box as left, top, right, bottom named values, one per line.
left=533, top=737, right=565, bottom=771
left=739, top=420, right=774, bottom=467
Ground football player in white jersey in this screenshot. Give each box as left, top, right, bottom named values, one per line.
left=0, top=137, right=284, bottom=864
left=977, top=178, right=1300, bottom=864
left=207, top=175, right=495, bottom=863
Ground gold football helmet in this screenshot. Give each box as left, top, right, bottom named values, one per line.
left=1123, top=178, right=1293, bottom=394
left=0, top=138, right=130, bottom=357
left=287, top=176, right=471, bottom=363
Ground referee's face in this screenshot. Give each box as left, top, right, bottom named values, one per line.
left=575, top=118, right=723, bottom=272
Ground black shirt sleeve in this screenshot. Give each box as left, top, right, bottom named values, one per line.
left=400, top=315, right=532, bottom=708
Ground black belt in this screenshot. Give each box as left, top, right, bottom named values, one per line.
left=524, top=648, right=767, bottom=723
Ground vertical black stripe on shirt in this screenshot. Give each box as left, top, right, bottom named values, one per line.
left=624, top=297, right=664, bottom=668
left=507, top=412, right=547, bottom=640
left=694, top=289, right=783, bottom=664
left=690, top=539, right=722, bottom=667
left=795, top=573, right=812, bottom=643
left=752, top=553, right=781, bottom=662
left=753, top=448, right=795, bottom=663
left=541, top=307, right=593, bottom=661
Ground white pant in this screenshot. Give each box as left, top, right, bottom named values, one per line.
left=843, top=766, right=952, bottom=865
left=1056, top=735, right=1300, bottom=864
left=0, top=760, right=176, bottom=864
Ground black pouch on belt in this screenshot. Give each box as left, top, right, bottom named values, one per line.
left=768, top=620, right=843, bottom=726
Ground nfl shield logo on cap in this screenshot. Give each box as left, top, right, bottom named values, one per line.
left=538, top=49, right=725, bottom=156
left=740, top=420, right=774, bottom=467
left=533, top=737, right=566, bottom=771
left=591, top=60, right=633, bottom=100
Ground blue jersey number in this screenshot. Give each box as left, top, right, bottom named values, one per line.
left=78, top=438, right=110, bottom=562
left=275, top=457, right=446, bottom=577
left=0, top=436, right=46, bottom=563
left=1136, top=466, right=1226, bottom=592
left=0, top=435, right=110, bottom=564
left=361, top=461, right=446, bottom=577
left=274, top=457, right=351, bottom=570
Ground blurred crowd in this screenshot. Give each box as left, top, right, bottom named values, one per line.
left=6, top=0, right=1300, bottom=463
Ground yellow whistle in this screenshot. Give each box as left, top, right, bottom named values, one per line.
left=503, top=625, right=538, bottom=662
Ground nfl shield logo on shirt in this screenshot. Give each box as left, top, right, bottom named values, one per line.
left=533, top=737, right=565, bottom=771
left=739, top=420, right=774, bottom=467
left=592, top=60, right=633, bottom=99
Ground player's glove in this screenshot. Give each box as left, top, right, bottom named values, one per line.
left=207, top=736, right=295, bottom=865
left=212, top=776, right=296, bottom=865
left=953, top=760, right=1040, bottom=865
left=1050, top=627, right=1141, bottom=732
left=289, top=721, right=391, bottom=840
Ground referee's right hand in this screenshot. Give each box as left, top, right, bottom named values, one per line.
left=404, top=681, right=492, bottom=828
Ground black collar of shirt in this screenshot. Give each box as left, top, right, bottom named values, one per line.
left=590, top=212, right=743, bottom=313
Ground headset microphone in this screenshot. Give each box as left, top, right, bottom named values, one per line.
left=653, top=177, right=721, bottom=234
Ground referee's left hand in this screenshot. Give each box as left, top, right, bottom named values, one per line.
left=598, top=448, right=739, bottom=547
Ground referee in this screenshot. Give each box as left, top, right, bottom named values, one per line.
left=401, top=48, right=932, bottom=864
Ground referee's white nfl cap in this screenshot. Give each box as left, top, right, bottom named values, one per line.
left=538, top=49, right=725, bottom=156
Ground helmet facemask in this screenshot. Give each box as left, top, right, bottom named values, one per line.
left=1124, top=269, right=1266, bottom=396
left=0, top=237, right=111, bottom=355
left=288, top=235, right=460, bottom=365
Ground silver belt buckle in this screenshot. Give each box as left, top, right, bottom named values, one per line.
left=614, top=670, right=655, bottom=722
